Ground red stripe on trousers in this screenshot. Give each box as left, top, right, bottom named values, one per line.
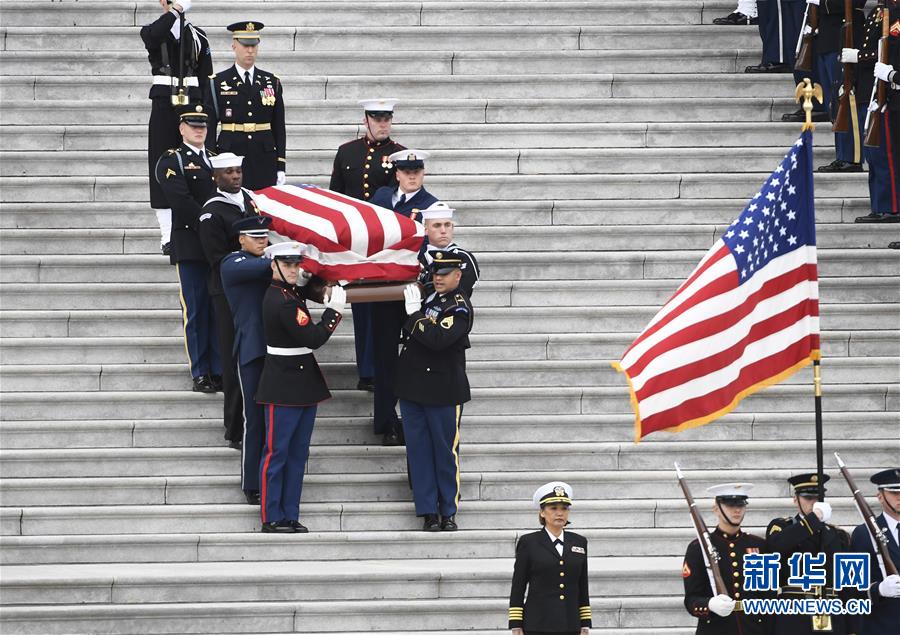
left=884, top=112, right=898, bottom=214
left=259, top=404, right=275, bottom=523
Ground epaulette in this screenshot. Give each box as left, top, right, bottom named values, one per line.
left=165, top=148, right=178, bottom=155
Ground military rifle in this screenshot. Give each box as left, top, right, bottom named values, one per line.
left=834, top=453, right=899, bottom=578
left=675, top=463, right=729, bottom=598
left=796, top=3, right=820, bottom=73
left=864, top=2, right=890, bottom=147
left=833, top=0, right=857, bottom=133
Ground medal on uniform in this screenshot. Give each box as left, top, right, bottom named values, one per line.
left=382, top=155, right=392, bottom=169
left=224, top=108, right=232, bottom=118
left=261, top=86, right=276, bottom=106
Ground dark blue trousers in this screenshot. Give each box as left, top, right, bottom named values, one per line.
left=866, top=111, right=899, bottom=215
left=237, top=357, right=264, bottom=493
left=371, top=300, right=405, bottom=434
left=399, top=400, right=462, bottom=518
left=350, top=302, right=375, bottom=381
left=260, top=404, right=316, bottom=524
left=757, top=0, right=805, bottom=66
left=175, top=261, right=219, bottom=378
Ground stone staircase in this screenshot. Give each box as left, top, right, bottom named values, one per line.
left=1, top=0, right=898, bottom=633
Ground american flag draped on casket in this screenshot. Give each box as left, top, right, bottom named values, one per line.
left=249, top=184, right=425, bottom=282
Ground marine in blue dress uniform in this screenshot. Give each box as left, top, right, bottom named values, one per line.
left=395, top=253, right=473, bottom=531
left=329, top=98, right=406, bottom=392
left=255, top=242, right=346, bottom=533
left=220, top=216, right=273, bottom=504
left=682, top=483, right=769, bottom=635
left=154, top=104, right=221, bottom=393
left=848, top=468, right=900, bottom=635
left=369, top=149, right=438, bottom=446
left=508, top=482, right=592, bottom=635
left=204, top=21, right=286, bottom=190
left=765, top=473, right=851, bottom=634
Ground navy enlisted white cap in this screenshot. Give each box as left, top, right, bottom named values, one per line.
left=421, top=201, right=454, bottom=221
left=358, top=98, right=398, bottom=116
left=707, top=483, right=754, bottom=506
left=264, top=241, right=305, bottom=261
left=533, top=481, right=573, bottom=508
left=389, top=149, right=428, bottom=170
left=871, top=468, right=900, bottom=491
left=210, top=152, right=244, bottom=169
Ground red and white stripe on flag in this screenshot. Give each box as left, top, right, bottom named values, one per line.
left=613, top=131, right=821, bottom=441
left=250, top=184, right=424, bottom=282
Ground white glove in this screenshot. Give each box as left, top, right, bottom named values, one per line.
left=878, top=574, right=900, bottom=598
left=803, top=24, right=814, bottom=36
left=403, top=283, right=422, bottom=315
left=173, top=0, right=191, bottom=12
left=708, top=594, right=736, bottom=617
left=841, top=48, right=859, bottom=64
left=869, top=99, right=881, bottom=113
left=806, top=0, right=819, bottom=5
left=325, top=285, right=346, bottom=314
left=812, top=501, right=832, bottom=522
left=276, top=171, right=286, bottom=186
left=875, top=62, right=895, bottom=83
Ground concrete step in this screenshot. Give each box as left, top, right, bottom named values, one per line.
left=0, top=97, right=799, bottom=126
left=0, top=24, right=758, bottom=53
left=3, top=355, right=896, bottom=394
left=3, top=303, right=895, bottom=340
left=0, top=597, right=694, bottom=633
left=3, top=248, right=894, bottom=285
left=1, top=493, right=889, bottom=536
left=0, top=1, right=739, bottom=30
left=3, top=411, right=897, bottom=451
left=1, top=439, right=894, bottom=482
left=1, top=465, right=885, bottom=508
left=0, top=198, right=872, bottom=230
left=0, top=122, right=836, bottom=153
left=0, top=145, right=843, bottom=177
left=1, top=383, right=896, bottom=423
left=0, top=73, right=794, bottom=101
left=0, top=172, right=870, bottom=204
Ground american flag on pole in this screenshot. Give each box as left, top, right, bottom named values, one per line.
left=612, top=131, right=820, bottom=441
left=250, top=184, right=424, bottom=281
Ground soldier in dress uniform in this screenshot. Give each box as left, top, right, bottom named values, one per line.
left=198, top=152, right=259, bottom=448
left=329, top=98, right=406, bottom=393
left=369, top=149, right=439, bottom=446
left=765, top=473, right=851, bottom=635
left=220, top=216, right=272, bottom=505
left=508, top=482, right=592, bottom=635
left=682, top=483, right=769, bottom=635
left=713, top=0, right=759, bottom=24
left=848, top=468, right=900, bottom=635
left=255, top=242, right=346, bottom=533
left=141, top=0, right=212, bottom=255
left=395, top=253, right=473, bottom=532
left=417, top=202, right=480, bottom=299
left=204, top=21, right=286, bottom=190
left=746, top=0, right=804, bottom=73
left=155, top=104, right=221, bottom=393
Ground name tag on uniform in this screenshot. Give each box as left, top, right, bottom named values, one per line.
left=221, top=91, right=239, bottom=96
left=571, top=546, right=585, bottom=554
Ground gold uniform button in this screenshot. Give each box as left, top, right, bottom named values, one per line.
left=366, top=155, right=372, bottom=160
left=733, top=572, right=739, bottom=578
left=363, top=174, right=368, bottom=179
left=559, top=572, right=564, bottom=577
left=730, top=552, right=736, bottom=557
left=729, top=543, right=735, bottom=548
left=364, top=193, right=370, bottom=198
left=363, top=183, right=369, bottom=189
left=247, top=135, right=252, bottom=139
left=732, top=561, right=738, bottom=567
left=248, top=112, right=253, bottom=116
left=733, top=582, right=740, bottom=588
left=364, top=164, right=370, bottom=169
left=559, top=583, right=564, bottom=589
left=735, top=592, right=741, bottom=598
left=559, top=561, right=564, bottom=565
left=559, top=595, right=565, bottom=600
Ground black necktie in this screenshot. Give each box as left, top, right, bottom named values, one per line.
left=244, top=71, right=251, bottom=85
left=398, top=194, right=406, bottom=207
left=554, top=539, right=563, bottom=546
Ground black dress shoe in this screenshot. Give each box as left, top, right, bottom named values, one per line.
left=441, top=515, right=458, bottom=531
left=713, top=11, right=758, bottom=25
left=356, top=379, right=375, bottom=392
left=817, top=160, right=863, bottom=173
left=745, top=62, right=791, bottom=73
left=855, top=212, right=898, bottom=223
left=192, top=375, right=216, bottom=393
left=228, top=440, right=242, bottom=451
left=210, top=375, right=223, bottom=391
left=289, top=521, right=309, bottom=533
left=261, top=521, right=294, bottom=533
left=781, top=109, right=830, bottom=122
left=888, top=242, right=900, bottom=249
left=382, top=431, right=403, bottom=446
left=161, top=242, right=171, bottom=256
left=423, top=514, right=441, bottom=532
left=244, top=490, right=260, bottom=505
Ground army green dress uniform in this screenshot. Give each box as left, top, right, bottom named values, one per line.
left=205, top=22, right=286, bottom=191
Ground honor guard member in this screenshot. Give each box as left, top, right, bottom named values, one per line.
left=205, top=21, right=286, bottom=190
left=682, top=483, right=769, bottom=635
left=330, top=98, right=406, bottom=392
left=155, top=104, right=221, bottom=393
left=141, top=0, right=212, bottom=254
left=508, top=482, right=592, bottom=635
left=417, top=202, right=480, bottom=298
left=713, top=0, right=759, bottom=24
left=765, top=473, right=852, bottom=635
left=255, top=242, right=346, bottom=533
left=220, top=216, right=272, bottom=505
left=848, top=468, right=900, bottom=635
left=198, top=152, right=259, bottom=448
left=746, top=0, right=804, bottom=73
left=395, top=253, right=473, bottom=532
left=369, top=149, right=439, bottom=446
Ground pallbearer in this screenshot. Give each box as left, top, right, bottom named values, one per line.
left=508, top=482, right=592, bottom=634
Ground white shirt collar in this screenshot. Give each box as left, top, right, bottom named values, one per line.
left=545, top=527, right=564, bottom=544
left=184, top=142, right=206, bottom=157
left=235, top=64, right=256, bottom=83
left=394, top=188, right=420, bottom=205
left=884, top=512, right=900, bottom=542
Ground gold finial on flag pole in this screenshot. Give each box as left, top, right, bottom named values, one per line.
left=794, top=78, right=824, bottom=132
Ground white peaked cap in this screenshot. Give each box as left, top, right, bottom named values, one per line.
left=532, top=481, right=573, bottom=508
left=358, top=98, right=398, bottom=112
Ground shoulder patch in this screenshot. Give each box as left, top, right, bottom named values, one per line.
left=166, top=149, right=177, bottom=155
left=296, top=308, right=310, bottom=327
left=440, top=315, right=454, bottom=330
left=768, top=524, right=782, bottom=535
left=682, top=561, right=691, bottom=578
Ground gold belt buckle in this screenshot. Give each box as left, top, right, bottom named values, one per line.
left=243, top=123, right=256, bottom=133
